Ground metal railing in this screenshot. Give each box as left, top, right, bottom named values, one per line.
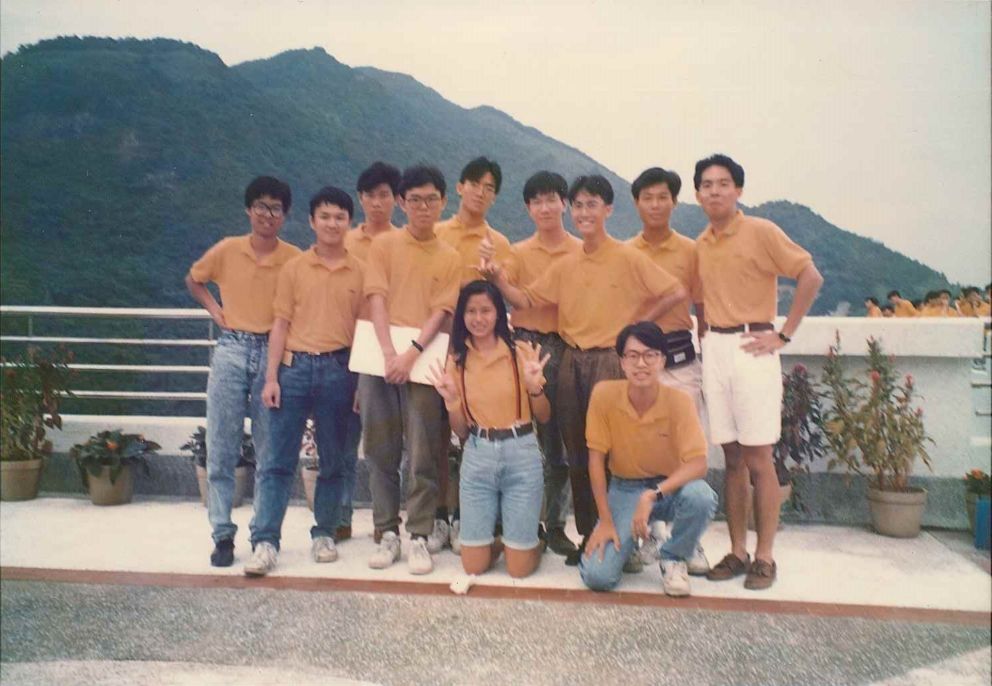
left=0, top=305, right=216, bottom=403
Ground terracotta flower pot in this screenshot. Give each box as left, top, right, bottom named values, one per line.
left=745, top=482, right=792, bottom=531
left=195, top=464, right=250, bottom=507
left=87, top=465, right=134, bottom=506
left=867, top=486, right=927, bottom=538
left=1, top=459, right=44, bottom=501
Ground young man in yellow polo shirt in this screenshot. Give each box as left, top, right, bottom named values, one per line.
left=505, top=171, right=583, bottom=557
left=693, top=154, right=823, bottom=591
left=185, top=176, right=300, bottom=568
left=887, top=290, right=918, bottom=318
left=345, top=161, right=401, bottom=263
left=580, top=322, right=717, bottom=595
left=243, top=187, right=364, bottom=576
left=484, top=174, right=687, bottom=565
left=628, top=167, right=706, bottom=419
left=865, top=297, right=883, bottom=318
left=433, top=156, right=514, bottom=552
left=333, top=161, right=402, bottom=543
left=362, top=165, right=462, bottom=575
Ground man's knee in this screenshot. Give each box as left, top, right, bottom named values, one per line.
left=579, top=558, right=621, bottom=592
left=679, top=481, right=718, bottom=520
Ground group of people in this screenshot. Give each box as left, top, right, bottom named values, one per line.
left=865, top=287, right=991, bottom=318
left=186, top=152, right=823, bottom=596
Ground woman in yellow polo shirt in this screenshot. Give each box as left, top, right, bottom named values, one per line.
left=428, top=280, right=551, bottom=578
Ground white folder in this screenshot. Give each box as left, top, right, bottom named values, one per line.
left=348, top=319, right=449, bottom=385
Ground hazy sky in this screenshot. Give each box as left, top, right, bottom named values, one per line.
left=2, top=0, right=989, bottom=285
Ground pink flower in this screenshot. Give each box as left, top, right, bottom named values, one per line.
left=794, top=363, right=808, bottom=375
left=870, top=370, right=881, bottom=384
left=905, top=374, right=914, bottom=388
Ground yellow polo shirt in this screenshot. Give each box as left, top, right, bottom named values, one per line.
left=524, top=237, right=681, bottom=350
left=272, top=248, right=364, bottom=353
left=364, top=229, right=462, bottom=327
left=505, top=233, right=583, bottom=334
left=446, top=340, right=532, bottom=429
left=344, top=223, right=399, bottom=263
left=893, top=299, right=918, bottom=318
left=586, top=380, right=707, bottom=479
left=696, top=211, right=812, bottom=328
left=189, top=235, right=301, bottom=333
left=435, top=216, right=513, bottom=286
left=627, top=230, right=702, bottom=332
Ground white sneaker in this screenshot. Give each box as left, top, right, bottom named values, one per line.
left=244, top=541, right=278, bottom=577
left=450, top=519, right=461, bottom=555
left=426, top=518, right=450, bottom=554
left=311, top=536, right=338, bottom=563
left=687, top=545, right=710, bottom=576
left=368, top=531, right=401, bottom=570
left=407, top=537, right=434, bottom=575
left=661, top=559, right=691, bottom=597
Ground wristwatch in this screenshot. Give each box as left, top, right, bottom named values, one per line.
left=654, top=489, right=665, bottom=503
left=777, top=331, right=791, bottom=344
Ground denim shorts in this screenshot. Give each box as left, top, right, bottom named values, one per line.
left=459, top=430, right=544, bottom=550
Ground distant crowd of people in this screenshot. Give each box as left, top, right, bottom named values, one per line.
left=864, top=287, right=991, bottom=318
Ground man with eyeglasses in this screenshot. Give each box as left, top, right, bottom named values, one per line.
left=361, top=165, right=461, bottom=575
left=693, top=154, right=822, bottom=591
left=185, top=176, right=300, bottom=567
left=579, top=322, right=716, bottom=596
left=483, top=175, right=687, bottom=566
left=432, top=156, right=514, bottom=554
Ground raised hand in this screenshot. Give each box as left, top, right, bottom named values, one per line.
left=515, top=340, right=550, bottom=394
left=425, top=357, right=460, bottom=407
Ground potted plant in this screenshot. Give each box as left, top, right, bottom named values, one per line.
left=69, top=430, right=161, bottom=505
left=0, top=346, right=74, bottom=501
left=747, top=363, right=826, bottom=529
left=822, top=334, right=933, bottom=538
left=964, top=469, right=991, bottom=534
left=300, top=418, right=318, bottom=511
left=179, top=426, right=255, bottom=507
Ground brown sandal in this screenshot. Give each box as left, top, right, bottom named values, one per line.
left=744, top=559, right=777, bottom=590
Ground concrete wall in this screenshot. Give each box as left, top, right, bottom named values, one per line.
left=41, top=317, right=990, bottom=529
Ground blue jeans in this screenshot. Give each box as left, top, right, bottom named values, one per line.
left=459, top=431, right=544, bottom=550
left=206, top=330, right=269, bottom=545
left=580, top=477, right=717, bottom=592
left=250, top=350, right=358, bottom=549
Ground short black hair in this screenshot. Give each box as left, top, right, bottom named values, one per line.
left=309, top=186, right=354, bottom=219
left=887, top=290, right=902, bottom=299
left=460, top=157, right=502, bottom=194
left=962, top=286, right=980, bottom=296
left=399, top=165, right=446, bottom=198
left=245, top=176, right=292, bottom=212
left=939, top=289, right=952, bottom=298
left=631, top=167, right=682, bottom=201
left=616, top=321, right=667, bottom=357
left=568, top=175, right=614, bottom=205
left=865, top=297, right=879, bottom=306
left=923, top=291, right=938, bottom=304
left=693, top=154, right=745, bottom=191
left=881, top=304, right=895, bottom=313
left=356, top=162, right=401, bottom=195
left=523, top=171, right=568, bottom=204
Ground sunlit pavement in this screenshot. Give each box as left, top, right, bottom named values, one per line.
left=2, top=497, right=989, bottom=686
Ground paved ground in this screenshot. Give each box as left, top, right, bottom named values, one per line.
left=1, top=579, right=989, bottom=686
left=1, top=497, right=989, bottom=685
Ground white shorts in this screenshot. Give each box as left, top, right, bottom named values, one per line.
left=701, top=331, right=782, bottom=446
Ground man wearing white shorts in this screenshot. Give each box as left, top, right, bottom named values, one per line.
left=693, top=154, right=823, bottom=591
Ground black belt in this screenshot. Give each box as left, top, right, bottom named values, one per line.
left=709, top=323, right=774, bottom=334
left=470, top=423, right=534, bottom=442
left=292, top=348, right=351, bottom=363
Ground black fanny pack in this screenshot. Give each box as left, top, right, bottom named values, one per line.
left=662, top=330, right=696, bottom=368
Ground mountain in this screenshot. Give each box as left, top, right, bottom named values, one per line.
left=1, top=36, right=953, bottom=315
